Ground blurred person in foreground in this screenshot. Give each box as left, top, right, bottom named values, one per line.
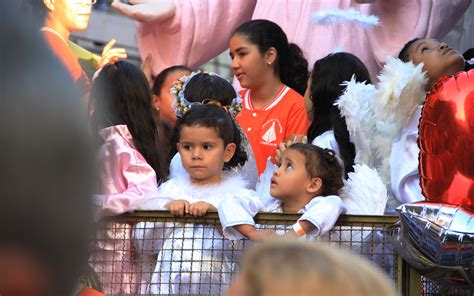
left=0, top=2, right=95, bottom=296
left=227, top=237, right=398, bottom=296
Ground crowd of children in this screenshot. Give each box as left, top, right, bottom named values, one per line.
left=89, top=17, right=471, bottom=294
left=16, top=0, right=473, bottom=294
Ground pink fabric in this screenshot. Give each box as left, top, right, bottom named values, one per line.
left=97, top=124, right=159, bottom=216
left=91, top=125, right=159, bottom=295
left=137, top=0, right=470, bottom=80
left=137, top=0, right=256, bottom=74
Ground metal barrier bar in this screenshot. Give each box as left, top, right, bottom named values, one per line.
left=90, top=212, right=474, bottom=295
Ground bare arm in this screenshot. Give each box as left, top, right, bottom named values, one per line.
left=234, top=224, right=277, bottom=241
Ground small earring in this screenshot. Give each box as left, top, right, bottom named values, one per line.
left=156, top=107, right=160, bottom=111
left=267, top=61, right=272, bottom=65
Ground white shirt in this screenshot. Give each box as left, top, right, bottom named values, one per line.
left=311, top=130, right=341, bottom=157
left=218, top=194, right=346, bottom=240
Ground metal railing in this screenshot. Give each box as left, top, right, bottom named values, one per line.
left=87, top=212, right=472, bottom=295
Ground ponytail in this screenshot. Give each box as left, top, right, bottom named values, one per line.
left=282, top=43, right=309, bottom=96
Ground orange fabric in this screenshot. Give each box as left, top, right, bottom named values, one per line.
left=236, top=86, right=310, bottom=174
left=42, top=29, right=90, bottom=93
left=76, top=287, right=104, bottom=296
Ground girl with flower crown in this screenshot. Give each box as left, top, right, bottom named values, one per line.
left=132, top=72, right=258, bottom=293
left=167, top=71, right=258, bottom=189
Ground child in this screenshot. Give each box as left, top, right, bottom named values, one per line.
left=167, top=71, right=258, bottom=189
left=145, top=104, right=256, bottom=294
left=151, top=65, right=191, bottom=126
left=88, top=61, right=167, bottom=294
left=391, top=38, right=465, bottom=204
left=226, top=238, right=397, bottom=296
left=230, top=20, right=310, bottom=174
left=219, top=143, right=346, bottom=240
left=305, top=52, right=372, bottom=177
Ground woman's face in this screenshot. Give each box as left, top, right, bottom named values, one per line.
left=230, top=34, right=272, bottom=90
left=303, top=76, right=314, bottom=121
left=153, top=69, right=191, bottom=126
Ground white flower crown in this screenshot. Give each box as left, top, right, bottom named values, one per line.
left=170, top=71, right=243, bottom=118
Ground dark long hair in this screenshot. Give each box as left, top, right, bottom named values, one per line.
left=174, top=104, right=247, bottom=170
left=307, top=53, right=371, bottom=177
left=233, top=19, right=309, bottom=95
left=90, top=61, right=167, bottom=181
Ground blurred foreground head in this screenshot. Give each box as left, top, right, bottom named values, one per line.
left=228, top=237, right=397, bottom=296
left=0, top=2, right=94, bottom=296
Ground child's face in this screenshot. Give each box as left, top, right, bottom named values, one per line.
left=178, top=125, right=236, bottom=185
left=230, top=34, right=273, bottom=90
left=153, top=69, right=191, bottom=126
left=407, top=39, right=464, bottom=86
left=271, top=149, right=313, bottom=200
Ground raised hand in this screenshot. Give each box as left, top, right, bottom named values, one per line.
left=98, top=39, right=127, bottom=68
left=111, top=0, right=176, bottom=23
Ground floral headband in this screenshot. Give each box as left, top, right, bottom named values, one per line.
left=170, top=71, right=243, bottom=118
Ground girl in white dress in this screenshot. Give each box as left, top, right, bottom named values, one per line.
left=143, top=104, right=256, bottom=294
left=219, top=144, right=347, bottom=241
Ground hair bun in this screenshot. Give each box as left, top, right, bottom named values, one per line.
left=322, top=148, right=337, bottom=163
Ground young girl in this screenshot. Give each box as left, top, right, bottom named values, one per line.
left=144, top=104, right=257, bottom=294
left=88, top=61, right=167, bottom=294
left=305, top=52, right=372, bottom=177
left=151, top=65, right=192, bottom=126
left=219, top=143, right=346, bottom=241
left=230, top=19, right=310, bottom=174
left=168, top=71, right=258, bottom=189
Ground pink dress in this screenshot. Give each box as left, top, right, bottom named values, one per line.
left=136, top=0, right=470, bottom=80
left=90, top=125, right=159, bottom=295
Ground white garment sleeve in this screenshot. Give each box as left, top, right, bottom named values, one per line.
left=217, top=193, right=267, bottom=240
left=298, top=195, right=347, bottom=237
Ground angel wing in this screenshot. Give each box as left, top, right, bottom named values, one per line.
left=336, top=76, right=376, bottom=167
left=371, top=57, right=428, bottom=185
left=340, top=164, right=388, bottom=215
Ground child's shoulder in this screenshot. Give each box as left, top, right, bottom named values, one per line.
left=305, top=195, right=344, bottom=209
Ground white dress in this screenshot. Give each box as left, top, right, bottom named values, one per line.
left=389, top=106, right=424, bottom=204
left=139, top=173, right=258, bottom=295
left=218, top=194, right=347, bottom=240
